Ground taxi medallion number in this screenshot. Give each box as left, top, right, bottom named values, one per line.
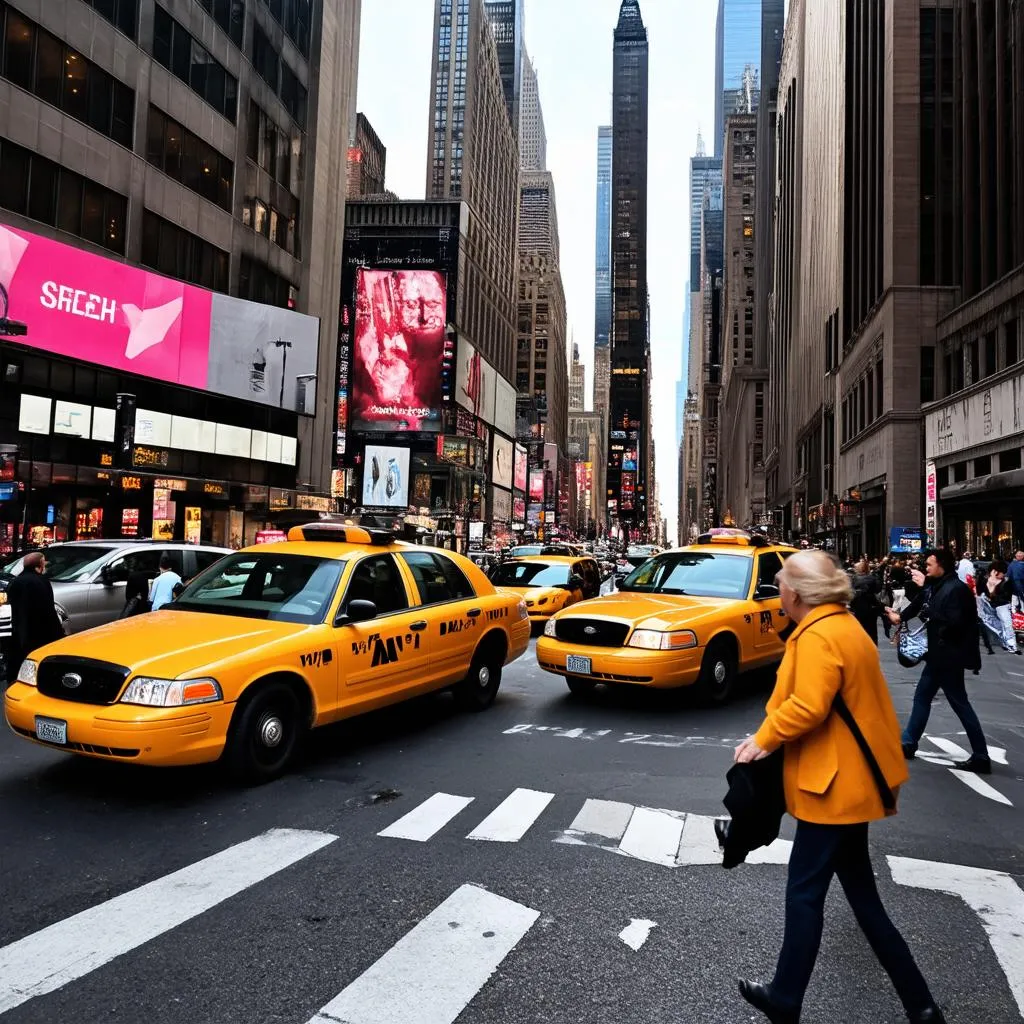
left=35, top=716, right=67, bottom=745
left=566, top=655, right=591, bottom=675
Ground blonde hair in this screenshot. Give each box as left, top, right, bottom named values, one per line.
left=778, top=550, right=853, bottom=607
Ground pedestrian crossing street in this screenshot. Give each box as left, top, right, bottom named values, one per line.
left=3, top=788, right=1024, bottom=1023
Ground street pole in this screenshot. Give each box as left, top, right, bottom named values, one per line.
left=274, top=338, right=292, bottom=409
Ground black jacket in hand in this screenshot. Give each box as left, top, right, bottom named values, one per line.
left=720, top=750, right=786, bottom=868
left=901, top=571, right=981, bottom=672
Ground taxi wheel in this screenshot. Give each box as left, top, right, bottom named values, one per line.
left=455, top=647, right=503, bottom=711
left=695, top=640, right=737, bottom=705
left=225, top=683, right=303, bottom=784
left=566, top=676, right=597, bottom=698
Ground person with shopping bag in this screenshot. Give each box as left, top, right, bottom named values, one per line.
left=733, top=550, right=945, bottom=1024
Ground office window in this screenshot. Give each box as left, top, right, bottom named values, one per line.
left=921, top=347, right=935, bottom=404
left=259, top=0, right=311, bottom=58
left=1006, top=319, right=1019, bottom=367
left=984, top=330, right=997, bottom=379
left=252, top=23, right=279, bottom=89
left=197, top=0, right=244, bottom=47
left=0, top=136, right=126, bottom=254
left=152, top=5, right=237, bottom=123
left=246, top=99, right=300, bottom=195
left=0, top=7, right=135, bottom=147
left=85, top=0, right=138, bottom=39
left=141, top=209, right=229, bottom=292
left=238, top=254, right=296, bottom=309
left=280, top=63, right=306, bottom=124
left=146, top=106, right=233, bottom=210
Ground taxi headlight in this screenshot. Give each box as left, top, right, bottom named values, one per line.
left=543, top=617, right=558, bottom=637
left=121, top=676, right=223, bottom=707
left=0, top=590, right=7, bottom=605
left=627, top=629, right=698, bottom=651
left=16, top=659, right=37, bottom=685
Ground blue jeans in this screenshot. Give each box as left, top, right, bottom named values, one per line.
left=771, top=821, right=934, bottom=1014
left=902, top=660, right=989, bottom=758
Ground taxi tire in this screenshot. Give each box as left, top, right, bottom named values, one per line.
left=455, top=647, right=503, bottom=712
left=695, top=639, right=737, bottom=706
left=566, top=676, right=597, bottom=698
left=225, top=682, right=303, bottom=784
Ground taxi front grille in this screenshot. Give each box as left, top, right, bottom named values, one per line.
left=36, top=657, right=131, bottom=705
left=12, top=725, right=140, bottom=757
left=554, top=619, right=630, bottom=647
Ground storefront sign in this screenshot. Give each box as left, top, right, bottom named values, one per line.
left=203, top=482, right=227, bottom=497
left=121, top=476, right=142, bottom=490
left=133, top=445, right=170, bottom=468
left=296, top=494, right=333, bottom=512
left=0, top=223, right=320, bottom=413
left=0, top=483, right=16, bottom=501
left=436, top=436, right=471, bottom=466
left=0, top=446, right=16, bottom=482
left=269, top=488, right=294, bottom=510
left=255, top=530, right=287, bottom=544
left=925, top=373, right=1024, bottom=459
left=184, top=506, right=201, bottom=544
left=154, top=478, right=187, bottom=491
left=925, top=460, right=937, bottom=546
left=889, top=526, right=924, bottom=554
left=100, top=453, right=113, bottom=467
left=330, top=470, right=345, bottom=499
left=121, top=508, right=139, bottom=537
left=244, top=484, right=269, bottom=504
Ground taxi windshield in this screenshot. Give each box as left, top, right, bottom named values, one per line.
left=491, top=561, right=571, bottom=588
left=619, top=552, right=751, bottom=599
left=174, top=553, right=345, bottom=624
left=509, top=545, right=543, bottom=557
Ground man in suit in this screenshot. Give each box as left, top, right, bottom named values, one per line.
left=6, top=551, right=64, bottom=678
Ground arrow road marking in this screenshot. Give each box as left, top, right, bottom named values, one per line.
left=888, top=856, right=1024, bottom=1018
left=950, top=769, right=1013, bottom=806
left=619, top=919, right=657, bottom=952
left=926, top=735, right=1009, bottom=765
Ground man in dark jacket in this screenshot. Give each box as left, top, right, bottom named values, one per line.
left=886, top=548, right=990, bottom=774
left=6, top=551, right=64, bottom=679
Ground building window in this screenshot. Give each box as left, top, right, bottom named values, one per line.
left=196, top=0, right=244, bottom=47
left=146, top=106, right=233, bottom=210
left=257, top=0, right=311, bottom=59
left=141, top=209, right=229, bottom=292
left=1000, top=448, right=1022, bottom=472
left=238, top=254, right=296, bottom=308
left=0, top=5, right=135, bottom=147
left=921, top=346, right=935, bottom=404
left=84, top=0, right=139, bottom=39
left=152, top=5, right=237, bottom=123
left=1006, top=319, right=1020, bottom=368
left=984, top=330, right=997, bottom=380
left=0, top=136, right=127, bottom=253
left=251, top=23, right=306, bottom=127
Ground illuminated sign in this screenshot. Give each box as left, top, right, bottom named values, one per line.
left=133, top=445, right=169, bottom=468
left=121, top=476, right=142, bottom=490
left=612, top=368, right=641, bottom=375
left=203, top=481, right=227, bottom=496
left=100, top=453, right=113, bottom=467
left=153, top=478, right=187, bottom=491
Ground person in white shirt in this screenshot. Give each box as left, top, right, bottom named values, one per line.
left=956, top=552, right=974, bottom=587
left=149, top=555, right=182, bottom=611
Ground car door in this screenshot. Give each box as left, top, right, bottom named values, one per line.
left=750, top=551, right=786, bottom=659
left=398, top=550, right=482, bottom=685
left=335, top=553, right=432, bottom=706
left=82, top=548, right=163, bottom=630
left=579, top=558, right=601, bottom=600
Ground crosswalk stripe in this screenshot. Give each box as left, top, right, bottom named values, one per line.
left=377, top=793, right=474, bottom=842
left=675, top=811, right=721, bottom=866
left=306, top=884, right=539, bottom=1024
left=949, top=769, right=1013, bottom=806
left=618, top=807, right=685, bottom=867
left=467, top=788, right=555, bottom=842
left=0, top=828, right=337, bottom=1016
left=564, top=798, right=634, bottom=840
left=927, top=735, right=1009, bottom=765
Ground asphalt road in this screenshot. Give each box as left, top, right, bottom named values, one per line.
left=2, top=640, right=1024, bottom=1023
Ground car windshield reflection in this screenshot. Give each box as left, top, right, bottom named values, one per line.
left=619, top=552, right=751, bottom=599
left=491, top=562, right=572, bottom=588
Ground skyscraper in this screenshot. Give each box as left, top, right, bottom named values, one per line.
left=427, top=0, right=519, bottom=380
left=569, top=343, right=586, bottom=413
left=688, top=134, right=722, bottom=398
left=714, top=0, right=763, bottom=157
left=483, top=0, right=524, bottom=136
left=519, top=49, right=548, bottom=171
left=607, top=0, right=650, bottom=537
left=592, top=125, right=613, bottom=428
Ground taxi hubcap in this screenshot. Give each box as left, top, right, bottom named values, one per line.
left=478, top=665, right=491, bottom=687
left=260, top=714, right=284, bottom=748
left=713, top=661, right=728, bottom=684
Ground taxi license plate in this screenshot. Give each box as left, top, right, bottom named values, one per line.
left=35, top=716, right=67, bottom=745
left=566, top=655, right=592, bottom=675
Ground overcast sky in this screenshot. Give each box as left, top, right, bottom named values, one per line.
left=356, top=0, right=718, bottom=540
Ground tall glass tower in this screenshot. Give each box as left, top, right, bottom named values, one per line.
left=714, top=0, right=763, bottom=157
left=483, top=0, right=523, bottom=135
left=594, top=126, right=613, bottom=352
left=607, top=0, right=649, bottom=537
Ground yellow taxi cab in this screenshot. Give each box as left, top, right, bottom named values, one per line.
left=489, top=555, right=602, bottom=630
left=4, top=523, right=531, bottom=783
left=536, top=531, right=797, bottom=704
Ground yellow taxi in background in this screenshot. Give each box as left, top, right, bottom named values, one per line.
left=536, top=531, right=797, bottom=704
left=4, top=523, right=531, bottom=783
left=490, top=555, right=602, bottom=631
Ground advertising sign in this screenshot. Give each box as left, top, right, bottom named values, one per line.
left=513, top=495, right=526, bottom=523
left=529, top=470, right=545, bottom=504
left=889, top=527, right=924, bottom=555
left=0, top=223, right=319, bottom=412
left=436, top=435, right=471, bottom=466
left=492, top=435, right=513, bottom=490
left=456, top=338, right=496, bottom=423
left=490, top=486, right=512, bottom=524
left=350, top=268, right=446, bottom=432
left=494, top=377, right=516, bottom=436
left=513, top=444, right=528, bottom=492
left=925, top=460, right=937, bottom=546
left=362, top=444, right=410, bottom=509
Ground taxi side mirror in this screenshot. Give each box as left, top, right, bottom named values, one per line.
left=755, top=583, right=780, bottom=601
left=335, top=599, right=377, bottom=626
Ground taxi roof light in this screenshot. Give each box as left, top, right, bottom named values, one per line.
left=694, top=530, right=769, bottom=548
left=287, top=523, right=393, bottom=546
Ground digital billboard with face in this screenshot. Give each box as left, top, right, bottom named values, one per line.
left=350, top=269, right=447, bottom=432
left=492, top=435, right=513, bottom=490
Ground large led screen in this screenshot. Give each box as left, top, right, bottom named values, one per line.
left=513, top=444, right=528, bottom=492
left=455, top=338, right=496, bottom=424
left=350, top=269, right=446, bottom=432
left=492, top=435, right=513, bottom=490
left=362, top=444, right=411, bottom=509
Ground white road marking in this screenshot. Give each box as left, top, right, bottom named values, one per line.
left=563, top=798, right=634, bottom=840
left=674, top=811, right=722, bottom=866
left=378, top=793, right=475, bottom=842
left=557, top=727, right=585, bottom=738
left=618, top=807, right=685, bottom=867
left=306, top=884, right=538, bottom=1024
left=745, top=837, right=794, bottom=865
left=467, top=788, right=554, bottom=842
left=502, top=723, right=534, bottom=734
left=888, top=856, right=1024, bottom=1018
left=0, top=828, right=336, bottom=1016
left=915, top=752, right=955, bottom=766
left=927, top=735, right=1009, bottom=766
left=503, top=724, right=740, bottom=749
left=949, top=770, right=1013, bottom=806
left=619, top=919, right=658, bottom=952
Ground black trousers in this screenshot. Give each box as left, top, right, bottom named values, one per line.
left=771, top=820, right=934, bottom=1015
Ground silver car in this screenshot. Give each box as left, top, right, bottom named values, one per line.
left=0, top=541, right=232, bottom=635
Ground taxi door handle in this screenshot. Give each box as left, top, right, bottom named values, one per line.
left=410, top=621, right=428, bottom=631
left=466, top=608, right=481, bottom=618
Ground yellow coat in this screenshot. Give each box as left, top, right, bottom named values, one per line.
left=753, top=603, right=909, bottom=825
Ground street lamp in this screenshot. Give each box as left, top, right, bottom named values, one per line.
left=272, top=338, right=292, bottom=409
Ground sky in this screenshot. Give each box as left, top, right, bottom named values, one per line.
left=356, top=0, right=718, bottom=542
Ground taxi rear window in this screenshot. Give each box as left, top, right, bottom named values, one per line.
left=175, top=553, right=345, bottom=624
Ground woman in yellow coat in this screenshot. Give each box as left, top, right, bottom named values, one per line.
left=734, top=550, right=945, bottom=1024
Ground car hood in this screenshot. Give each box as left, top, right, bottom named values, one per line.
left=497, top=585, right=570, bottom=601
left=31, top=610, right=310, bottom=679
left=557, top=592, right=734, bottom=630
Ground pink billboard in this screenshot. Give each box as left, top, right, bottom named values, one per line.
left=0, top=223, right=319, bottom=411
